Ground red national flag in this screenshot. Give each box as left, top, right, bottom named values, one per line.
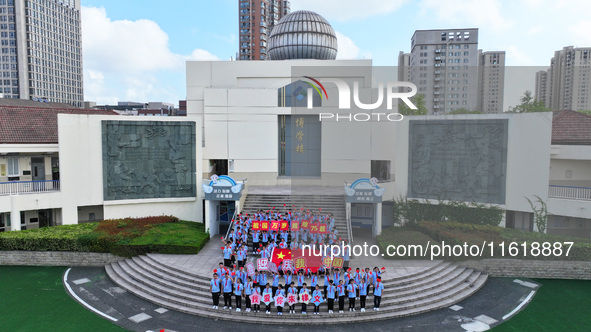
left=270, top=248, right=292, bottom=267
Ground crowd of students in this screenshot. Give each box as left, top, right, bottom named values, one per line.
left=212, top=209, right=385, bottom=314
left=209, top=265, right=385, bottom=315
left=221, top=209, right=351, bottom=270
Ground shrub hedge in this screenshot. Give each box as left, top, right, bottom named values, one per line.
left=376, top=226, right=439, bottom=260
left=393, top=197, right=505, bottom=226
left=0, top=216, right=209, bottom=257
left=415, top=221, right=591, bottom=261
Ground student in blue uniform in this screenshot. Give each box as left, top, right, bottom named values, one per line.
left=359, top=277, right=368, bottom=312
left=263, top=283, right=273, bottom=314
left=311, top=271, right=318, bottom=289
left=347, top=279, right=357, bottom=311
left=236, top=244, right=246, bottom=268
left=354, top=268, right=361, bottom=298
left=252, top=230, right=260, bottom=254
left=253, top=270, right=260, bottom=289
left=275, top=284, right=285, bottom=315
left=244, top=276, right=253, bottom=312
left=333, top=268, right=341, bottom=285
left=323, top=271, right=331, bottom=298
left=239, top=267, right=247, bottom=286
left=297, top=271, right=305, bottom=293
left=284, top=270, right=293, bottom=287
left=222, top=243, right=233, bottom=268
left=326, top=279, right=336, bottom=313
left=210, top=272, right=221, bottom=309
left=216, top=262, right=225, bottom=279
left=234, top=277, right=244, bottom=312
left=271, top=272, right=280, bottom=297
left=373, top=277, right=384, bottom=311
left=287, top=282, right=298, bottom=314
left=337, top=279, right=346, bottom=313
left=258, top=270, right=268, bottom=289
left=252, top=284, right=261, bottom=313
left=312, top=285, right=323, bottom=315
left=262, top=231, right=269, bottom=247
left=299, top=283, right=309, bottom=315
left=222, top=273, right=233, bottom=309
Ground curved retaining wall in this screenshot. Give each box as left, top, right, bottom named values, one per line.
left=0, top=251, right=120, bottom=266
left=459, top=259, right=591, bottom=280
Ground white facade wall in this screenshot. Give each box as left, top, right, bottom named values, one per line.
left=0, top=115, right=203, bottom=229
left=187, top=60, right=551, bottom=214
left=58, top=115, right=203, bottom=224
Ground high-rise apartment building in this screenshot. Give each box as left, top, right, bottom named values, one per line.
left=1, top=0, right=83, bottom=107
left=398, top=28, right=505, bottom=114
left=535, top=46, right=591, bottom=111
left=238, top=0, right=290, bottom=60
left=478, top=51, right=506, bottom=114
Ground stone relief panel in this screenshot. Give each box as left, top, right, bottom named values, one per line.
left=102, top=121, right=196, bottom=200
left=408, top=119, right=508, bottom=204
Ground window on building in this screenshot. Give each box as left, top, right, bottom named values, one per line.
left=7, top=157, right=18, bottom=177
left=371, top=160, right=390, bottom=181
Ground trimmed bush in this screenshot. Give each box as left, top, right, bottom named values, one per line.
left=415, top=221, right=591, bottom=261
left=0, top=216, right=209, bottom=257
left=393, top=197, right=505, bottom=226
left=376, top=226, right=440, bottom=260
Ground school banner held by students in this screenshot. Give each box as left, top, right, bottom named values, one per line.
left=300, top=219, right=310, bottom=230
left=270, top=220, right=281, bottom=232
left=309, top=223, right=320, bottom=234
left=280, top=220, right=290, bottom=231
left=270, top=248, right=323, bottom=272
left=252, top=220, right=261, bottom=231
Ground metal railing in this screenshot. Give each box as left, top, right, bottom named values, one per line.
left=346, top=211, right=354, bottom=244
left=549, top=185, right=591, bottom=201
left=0, top=180, right=60, bottom=196
left=224, top=209, right=240, bottom=241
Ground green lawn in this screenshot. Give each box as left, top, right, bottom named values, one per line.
left=0, top=266, right=126, bottom=332
left=492, top=279, right=591, bottom=332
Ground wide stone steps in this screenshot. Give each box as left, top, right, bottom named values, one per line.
left=105, top=255, right=487, bottom=325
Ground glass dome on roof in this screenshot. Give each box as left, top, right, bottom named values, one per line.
left=268, top=10, right=338, bottom=60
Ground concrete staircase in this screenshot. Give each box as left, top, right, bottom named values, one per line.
left=105, top=255, right=488, bottom=324
left=241, top=194, right=349, bottom=242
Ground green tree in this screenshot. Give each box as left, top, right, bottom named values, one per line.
left=448, top=108, right=483, bottom=114
left=508, top=90, right=552, bottom=113
left=578, top=110, right=591, bottom=117
left=398, top=94, right=428, bottom=116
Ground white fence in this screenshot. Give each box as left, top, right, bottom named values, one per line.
left=548, top=185, right=591, bottom=201
left=0, top=180, right=60, bottom=196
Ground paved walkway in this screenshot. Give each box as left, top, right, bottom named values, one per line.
left=147, top=235, right=439, bottom=280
